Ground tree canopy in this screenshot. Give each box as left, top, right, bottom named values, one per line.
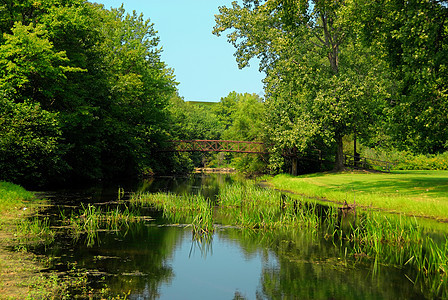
left=214, top=0, right=447, bottom=171
left=0, top=1, right=177, bottom=185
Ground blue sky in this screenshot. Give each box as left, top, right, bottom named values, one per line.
left=94, top=0, right=265, bottom=102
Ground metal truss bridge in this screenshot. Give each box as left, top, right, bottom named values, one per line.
left=164, top=140, right=268, bottom=154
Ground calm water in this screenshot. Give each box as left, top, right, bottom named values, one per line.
left=35, top=174, right=432, bottom=299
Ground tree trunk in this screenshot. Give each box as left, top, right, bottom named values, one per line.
left=291, top=146, right=298, bottom=176
left=292, top=156, right=298, bottom=176
left=334, top=134, right=345, bottom=171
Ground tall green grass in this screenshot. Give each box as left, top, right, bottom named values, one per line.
left=0, top=181, right=34, bottom=212
left=65, top=203, right=143, bottom=247
left=329, top=211, right=448, bottom=299
left=132, top=192, right=215, bottom=235
left=0, top=181, right=55, bottom=250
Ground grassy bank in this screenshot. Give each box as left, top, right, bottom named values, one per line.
left=267, top=170, right=448, bottom=221
left=0, top=182, right=90, bottom=299
left=0, top=182, right=51, bottom=298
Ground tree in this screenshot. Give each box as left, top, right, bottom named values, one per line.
left=0, top=1, right=179, bottom=185
left=0, top=98, right=65, bottom=186
left=0, top=22, right=81, bottom=103
left=351, top=0, right=448, bottom=154
left=214, top=0, right=389, bottom=171
left=93, top=5, right=177, bottom=178
left=219, top=92, right=268, bottom=173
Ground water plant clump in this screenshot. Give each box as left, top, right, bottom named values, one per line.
left=64, top=203, right=144, bottom=246
left=132, top=192, right=215, bottom=234
left=217, top=182, right=321, bottom=230
left=15, top=216, right=56, bottom=251
left=321, top=209, right=448, bottom=298
left=347, top=212, right=447, bottom=275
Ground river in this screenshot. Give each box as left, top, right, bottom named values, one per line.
left=32, top=174, right=437, bottom=299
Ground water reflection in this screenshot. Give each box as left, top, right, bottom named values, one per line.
left=36, top=174, right=434, bottom=299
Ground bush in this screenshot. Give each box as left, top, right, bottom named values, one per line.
left=394, top=152, right=448, bottom=170
left=359, top=147, right=448, bottom=171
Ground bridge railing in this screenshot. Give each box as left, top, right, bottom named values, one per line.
left=344, top=154, right=395, bottom=172
left=166, top=140, right=269, bottom=154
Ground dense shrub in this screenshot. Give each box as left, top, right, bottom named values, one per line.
left=394, top=152, right=448, bottom=170
left=359, top=147, right=448, bottom=171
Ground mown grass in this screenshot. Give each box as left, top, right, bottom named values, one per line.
left=267, top=170, right=448, bottom=221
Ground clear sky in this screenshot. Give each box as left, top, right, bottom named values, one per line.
left=93, top=0, right=265, bottom=102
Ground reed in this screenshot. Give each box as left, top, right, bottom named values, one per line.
left=217, top=182, right=322, bottom=230
left=66, top=203, right=142, bottom=246
left=327, top=210, right=448, bottom=295
left=15, top=215, right=55, bottom=250
left=131, top=192, right=215, bottom=234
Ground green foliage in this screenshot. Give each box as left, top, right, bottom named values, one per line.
left=213, top=92, right=268, bottom=174
left=0, top=98, right=66, bottom=185
left=169, top=94, right=224, bottom=140
left=0, top=181, right=34, bottom=212
left=355, top=146, right=448, bottom=171
left=214, top=0, right=390, bottom=171
left=0, top=1, right=178, bottom=184
left=167, top=94, right=225, bottom=171
left=0, top=21, right=81, bottom=101
left=349, top=0, right=448, bottom=154
left=393, top=152, right=448, bottom=171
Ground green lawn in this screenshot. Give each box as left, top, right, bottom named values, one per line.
left=267, top=170, right=448, bottom=221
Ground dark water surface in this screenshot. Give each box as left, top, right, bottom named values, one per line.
left=35, top=175, right=431, bottom=299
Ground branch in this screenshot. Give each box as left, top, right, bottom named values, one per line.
left=306, top=23, right=327, bottom=47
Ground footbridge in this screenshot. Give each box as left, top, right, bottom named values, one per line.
left=164, top=140, right=268, bottom=154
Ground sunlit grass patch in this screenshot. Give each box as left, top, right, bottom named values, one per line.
left=268, top=171, right=448, bottom=220
left=0, top=181, right=34, bottom=213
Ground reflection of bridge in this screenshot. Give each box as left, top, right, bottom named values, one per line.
left=165, top=140, right=268, bottom=154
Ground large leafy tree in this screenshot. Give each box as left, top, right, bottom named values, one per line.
left=351, top=0, right=448, bottom=154
left=0, top=98, right=64, bottom=186
left=214, top=0, right=389, bottom=171
left=0, top=1, right=177, bottom=185
left=93, top=6, right=176, bottom=177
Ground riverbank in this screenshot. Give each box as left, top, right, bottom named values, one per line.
left=266, top=170, right=448, bottom=222
left=0, top=182, right=46, bottom=298
left=0, top=182, right=85, bottom=299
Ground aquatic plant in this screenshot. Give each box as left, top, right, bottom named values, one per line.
left=15, top=215, right=55, bottom=250
left=217, top=182, right=322, bottom=230
left=65, top=203, right=143, bottom=246
left=132, top=192, right=215, bottom=234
